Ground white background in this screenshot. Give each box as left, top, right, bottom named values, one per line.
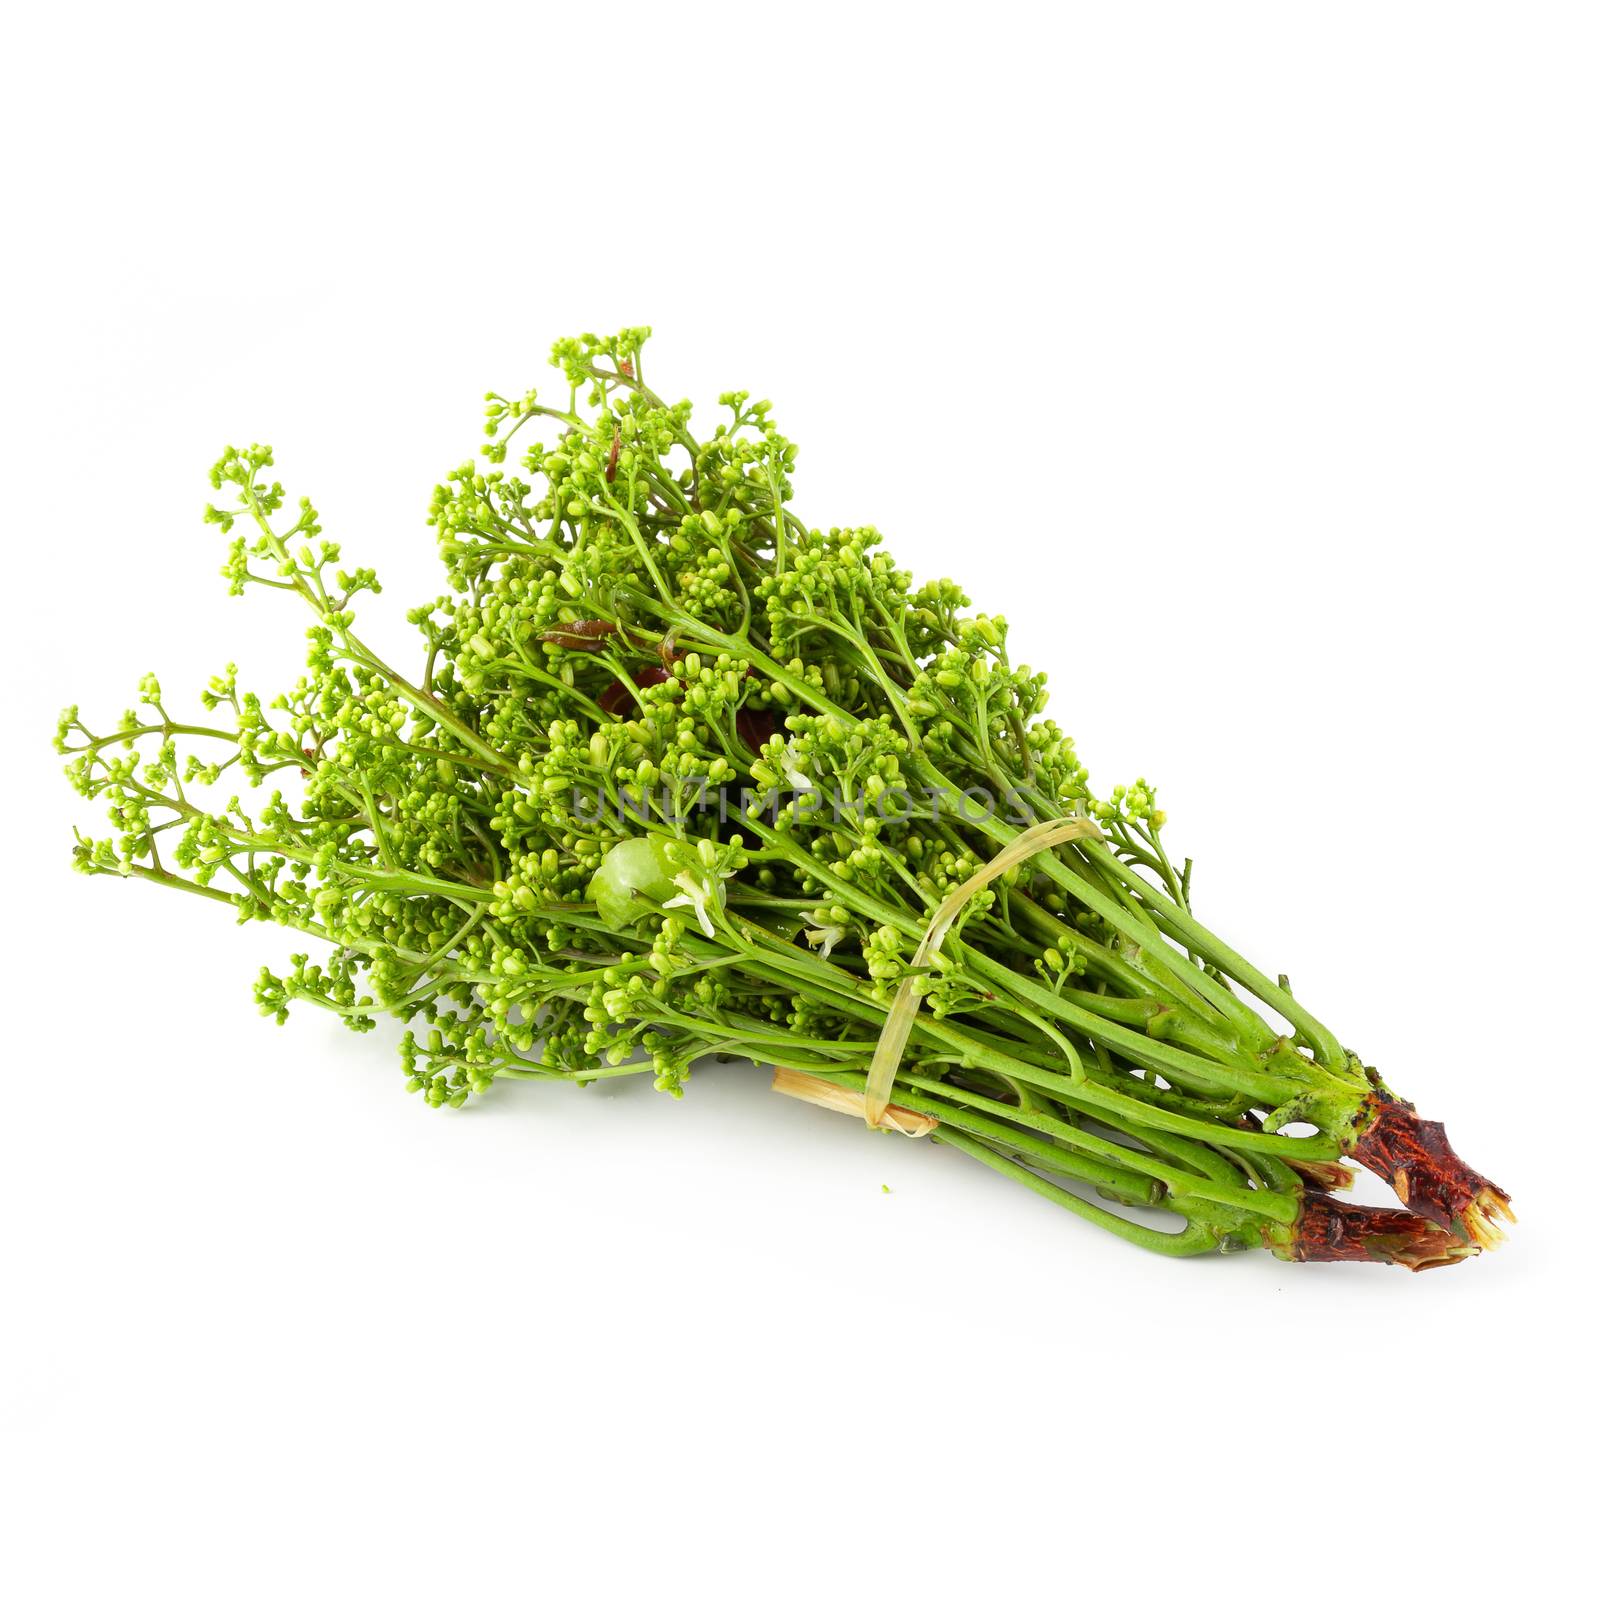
left=4, top=4, right=1596, bottom=1594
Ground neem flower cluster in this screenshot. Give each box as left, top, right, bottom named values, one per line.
left=60, top=329, right=1512, bottom=1268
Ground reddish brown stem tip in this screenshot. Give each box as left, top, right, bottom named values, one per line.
left=1283, top=1157, right=1355, bottom=1192
left=1352, top=1093, right=1515, bottom=1248
left=1288, top=1193, right=1478, bottom=1271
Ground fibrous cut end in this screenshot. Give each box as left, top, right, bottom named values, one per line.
left=1460, top=1186, right=1517, bottom=1251
left=1352, top=1092, right=1513, bottom=1246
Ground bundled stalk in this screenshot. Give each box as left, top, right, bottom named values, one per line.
left=59, top=329, right=1511, bottom=1269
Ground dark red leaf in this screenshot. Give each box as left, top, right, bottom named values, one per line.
left=599, top=666, right=671, bottom=717
left=539, top=620, right=618, bottom=651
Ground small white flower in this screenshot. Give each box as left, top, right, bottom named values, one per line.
left=662, top=871, right=717, bottom=938
left=779, top=748, right=812, bottom=791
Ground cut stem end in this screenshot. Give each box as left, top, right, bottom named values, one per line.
left=1351, top=1092, right=1513, bottom=1246
left=1285, top=1192, right=1479, bottom=1271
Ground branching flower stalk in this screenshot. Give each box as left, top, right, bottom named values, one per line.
left=60, top=329, right=1510, bottom=1270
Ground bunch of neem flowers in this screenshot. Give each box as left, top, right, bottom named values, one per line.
left=59, top=329, right=1513, bottom=1269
